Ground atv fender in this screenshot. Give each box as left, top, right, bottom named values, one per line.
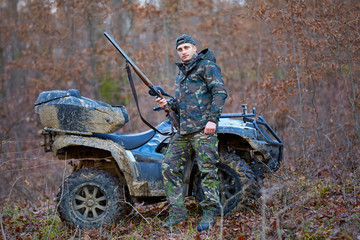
left=218, top=121, right=273, bottom=160
left=51, top=135, right=152, bottom=197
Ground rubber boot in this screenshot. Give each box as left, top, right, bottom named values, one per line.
left=196, top=209, right=215, bottom=231
left=162, top=212, right=187, bottom=228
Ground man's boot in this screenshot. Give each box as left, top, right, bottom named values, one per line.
left=162, top=212, right=187, bottom=228
left=196, top=209, right=215, bottom=231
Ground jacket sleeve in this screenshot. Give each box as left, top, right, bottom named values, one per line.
left=204, top=62, right=227, bottom=124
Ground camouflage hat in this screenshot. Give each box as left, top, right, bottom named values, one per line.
left=175, top=34, right=196, bottom=49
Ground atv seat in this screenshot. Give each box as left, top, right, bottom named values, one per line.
left=94, top=129, right=156, bottom=150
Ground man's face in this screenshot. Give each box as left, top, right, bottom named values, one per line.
left=176, top=43, right=197, bottom=62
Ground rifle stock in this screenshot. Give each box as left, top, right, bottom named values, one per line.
left=104, top=32, right=180, bottom=130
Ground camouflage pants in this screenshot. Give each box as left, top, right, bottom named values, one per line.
left=162, top=131, right=220, bottom=217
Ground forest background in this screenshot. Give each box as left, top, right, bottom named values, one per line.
left=0, top=0, right=359, bottom=239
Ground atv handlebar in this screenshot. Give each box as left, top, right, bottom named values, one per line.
left=220, top=104, right=256, bottom=118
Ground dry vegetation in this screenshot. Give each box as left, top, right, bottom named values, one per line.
left=1, top=170, right=359, bottom=239
left=0, top=0, right=359, bottom=239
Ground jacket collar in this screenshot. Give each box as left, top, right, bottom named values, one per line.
left=175, top=48, right=215, bottom=75
left=176, top=53, right=202, bottom=75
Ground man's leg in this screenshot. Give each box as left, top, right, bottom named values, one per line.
left=162, top=133, right=191, bottom=226
left=191, top=132, right=220, bottom=231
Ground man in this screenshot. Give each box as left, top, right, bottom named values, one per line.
left=156, top=34, right=227, bottom=231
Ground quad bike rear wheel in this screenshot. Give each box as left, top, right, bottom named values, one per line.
left=56, top=168, right=127, bottom=228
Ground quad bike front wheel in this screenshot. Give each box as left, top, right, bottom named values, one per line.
left=56, top=168, right=127, bottom=228
left=193, top=152, right=260, bottom=215
left=217, top=152, right=260, bottom=214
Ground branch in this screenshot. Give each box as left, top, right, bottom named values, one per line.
left=0, top=211, right=6, bottom=240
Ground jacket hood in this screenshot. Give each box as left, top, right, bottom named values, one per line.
left=197, top=48, right=217, bottom=63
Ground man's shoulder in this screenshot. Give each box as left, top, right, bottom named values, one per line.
left=198, top=59, right=216, bottom=67
left=196, top=59, right=221, bottom=74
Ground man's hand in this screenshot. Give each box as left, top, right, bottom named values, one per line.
left=204, top=121, right=217, bottom=135
left=156, top=97, right=167, bottom=109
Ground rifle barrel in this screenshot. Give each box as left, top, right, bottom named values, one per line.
left=104, top=32, right=157, bottom=94
left=104, top=32, right=136, bottom=66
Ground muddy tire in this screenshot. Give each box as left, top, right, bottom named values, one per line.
left=218, top=152, right=260, bottom=214
left=56, top=168, right=127, bottom=228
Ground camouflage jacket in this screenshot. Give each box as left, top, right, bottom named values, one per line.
left=171, top=48, right=227, bottom=135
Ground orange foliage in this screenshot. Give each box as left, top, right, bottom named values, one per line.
left=0, top=0, right=359, bottom=238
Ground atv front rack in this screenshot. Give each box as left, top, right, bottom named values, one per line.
left=221, top=104, right=283, bottom=165
left=246, top=117, right=283, bottom=165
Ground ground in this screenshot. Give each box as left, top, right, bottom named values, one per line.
left=1, top=171, right=359, bottom=240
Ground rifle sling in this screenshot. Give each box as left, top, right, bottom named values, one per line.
left=125, top=62, right=171, bottom=136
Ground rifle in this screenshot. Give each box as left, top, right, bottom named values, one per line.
left=104, top=32, right=180, bottom=132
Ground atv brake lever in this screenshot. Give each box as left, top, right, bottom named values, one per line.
left=148, top=86, right=173, bottom=98
left=153, top=106, right=163, bottom=111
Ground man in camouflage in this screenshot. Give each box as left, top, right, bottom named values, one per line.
left=156, top=34, right=227, bottom=231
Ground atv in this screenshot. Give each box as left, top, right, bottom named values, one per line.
left=34, top=89, right=283, bottom=228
